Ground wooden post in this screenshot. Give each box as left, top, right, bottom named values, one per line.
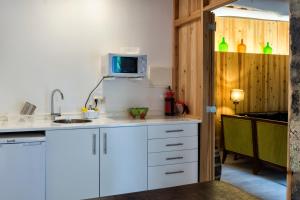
left=200, top=10, right=216, bottom=182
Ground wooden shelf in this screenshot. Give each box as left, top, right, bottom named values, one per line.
left=214, top=51, right=290, bottom=56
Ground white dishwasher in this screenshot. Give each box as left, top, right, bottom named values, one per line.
left=0, top=132, right=46, bottom=200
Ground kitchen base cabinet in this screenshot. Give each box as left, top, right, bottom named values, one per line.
left=46, top=129, right=99, bottom=200
left=147, top=124, right=199, bottom=190
left=100, top=126, right=148, bottom=197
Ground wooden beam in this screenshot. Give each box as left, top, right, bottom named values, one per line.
left=203, top=0, right=236, bottom=11
left=172, top=0, right=179, bottom=94
left=174, top=10, right=201, bottom=28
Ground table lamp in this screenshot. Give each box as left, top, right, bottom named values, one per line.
left=230, top=89, right=245, bottom=114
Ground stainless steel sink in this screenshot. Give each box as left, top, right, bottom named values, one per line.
left=53, top=119, right=92, bottom=124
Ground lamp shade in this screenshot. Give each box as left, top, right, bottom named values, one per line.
left=230, top=89, right=244, bottom=103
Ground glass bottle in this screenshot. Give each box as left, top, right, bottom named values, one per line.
left=237, top=39, right=246, bottom=53
left=263, top=42, right=273, bottom=54
left=219, top=37, right=229, bottom=52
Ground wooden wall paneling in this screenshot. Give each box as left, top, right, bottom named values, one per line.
left=174, top=0, right=203, bottom=118
left=215, top=17, right=290, bottom=55
left=256, top=55, right=264, bottom=112
left=215, top=53, right=289, bottom=114
left=178, top=0, right=201, bottom=18
left=178, top=25, right=189, bottom=104
left=215, top=52, right=289, bottom=147
left=175, top=0, right=201, bottom=28
left=178, top=0, right=190, bottom=18
left=190, top=21, right=203, bottom=117
left=250, top=54, right=258, bottom=111
left=190, top=0, right=201, bottom=13
left=277, top=21, right=289, bottom=55
left=177, top=22, right=203, bottom=118
left=215, top=53, right=221, bottom=140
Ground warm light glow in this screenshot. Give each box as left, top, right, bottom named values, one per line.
left=230, top=89, right=245, bottom=103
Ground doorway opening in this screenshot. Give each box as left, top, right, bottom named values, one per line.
left=212, top=0, right=289, bottom=199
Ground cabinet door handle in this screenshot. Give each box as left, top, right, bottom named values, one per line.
left=104, top=133, right=107, bottom=155
left=166, top=156, right=184, bottom=161
left=92, top=134, right=96, bottom=155
left=165, top=129, right=184, bottom=133
left=23, top=142, right=43, bottom=147
left=6, top=139, right=16, bottom=143
left=165, top=170, right=184, bottom=175
left=166, top=143, right=184, bottom=147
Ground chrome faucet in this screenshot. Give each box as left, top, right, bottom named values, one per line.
left=51, top=89, right=64, bottom=120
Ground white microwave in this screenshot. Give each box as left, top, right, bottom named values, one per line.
left=107, top=53, right=147, bottom=78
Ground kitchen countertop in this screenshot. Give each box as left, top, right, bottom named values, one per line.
left=0, top=115, right=201, bottom=133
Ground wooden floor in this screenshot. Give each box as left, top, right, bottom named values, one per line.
left=90, top=181, right=260, bottom=200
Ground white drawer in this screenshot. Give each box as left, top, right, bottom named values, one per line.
left=148, top=162, right=198, bottom=190
left=148, top=149, right=198, bottom=166
left=148, top=136, right=198, bottom=153
left=148, top=124, right=198, bottom=139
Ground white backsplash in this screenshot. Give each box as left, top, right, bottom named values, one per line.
left=101, top=78, right=166, bottom=115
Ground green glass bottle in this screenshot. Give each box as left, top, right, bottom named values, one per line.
left=219, top=37, right=229, bottom=52
left=263, top=42, right=273, bottom=54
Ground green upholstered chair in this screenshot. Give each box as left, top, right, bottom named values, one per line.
left=222, top=115, right=254, bottom=163
left=256, top=121, right=287, bottom=168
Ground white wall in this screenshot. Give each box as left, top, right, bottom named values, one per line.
left=0, top=0, right=172, bottom=115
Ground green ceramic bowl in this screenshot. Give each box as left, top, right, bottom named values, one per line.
left=128, top=107, right=149, bottom=119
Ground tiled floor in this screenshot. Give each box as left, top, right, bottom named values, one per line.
left=221, top=155, right=286, bottom=200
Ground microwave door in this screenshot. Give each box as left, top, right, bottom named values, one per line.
left=112, top=56, right=138, bottom=75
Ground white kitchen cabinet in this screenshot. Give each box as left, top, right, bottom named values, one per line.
left=147, top=123, right=199, bottom=190
left=46, top=128, right=99, bottom=200
left=100, top=126, right=148, bottom=197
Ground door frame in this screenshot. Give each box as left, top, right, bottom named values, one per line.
left=173, top=1, right=291, bottom=199
left=202, top=0, right=291, bottom=199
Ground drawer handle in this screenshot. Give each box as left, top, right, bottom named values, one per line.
left=165, top=129, right=184, bottom=133
left=165, top=170, right=184, bottom=175
left=23, top=142, right=43, bottom=147
left=166, top=156, right=184, bottom=161
left=166, top=143, right=184, bottom=147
